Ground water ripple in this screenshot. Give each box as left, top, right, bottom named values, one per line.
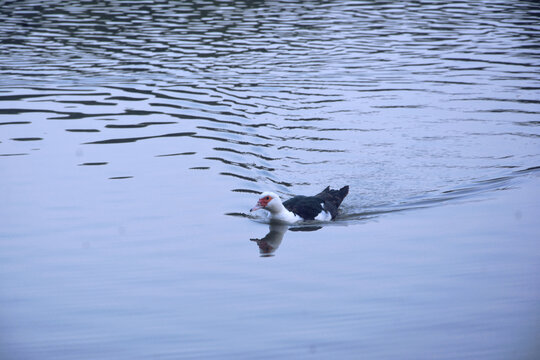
left=0, top=0, right=539, bottom=223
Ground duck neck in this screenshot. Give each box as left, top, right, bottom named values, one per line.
left=268, top=203, right=298, bottom=223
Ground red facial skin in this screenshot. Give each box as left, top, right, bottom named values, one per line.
left=250, top=195, right=273, bottom=212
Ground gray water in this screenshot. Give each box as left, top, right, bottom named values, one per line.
left=1, top=1, right=540, bottom=359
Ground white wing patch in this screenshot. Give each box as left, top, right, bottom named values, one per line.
left=315, top=210, right=332, bottom=221
left=315, top=202, right=332, bottom=221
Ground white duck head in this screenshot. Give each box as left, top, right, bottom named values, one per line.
left=250, top=191, right=284, bottom=214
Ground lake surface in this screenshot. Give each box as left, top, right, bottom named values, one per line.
left=1, top=1, right=539, bottom=359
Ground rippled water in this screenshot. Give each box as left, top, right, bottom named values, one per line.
left=1, top=1, right=539, bottom=359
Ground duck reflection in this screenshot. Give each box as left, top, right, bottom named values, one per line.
left=250, top=223, right=322, bottom=257
left=250, top=223, right=287, bottom=257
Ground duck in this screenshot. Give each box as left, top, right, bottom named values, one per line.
left=250, top=186, right=349, bottom=224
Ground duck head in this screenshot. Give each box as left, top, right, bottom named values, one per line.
left=250, top=191, right=283, bottom=214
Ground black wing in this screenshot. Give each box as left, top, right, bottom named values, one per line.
left=283, top=195, right=325, bottom=220
left=283, top=186, right=349, bottom=221
left=313, top=185, right=349, bottom=219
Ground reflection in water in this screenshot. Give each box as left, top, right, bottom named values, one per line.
left=250, top=223, right=323, bottom=257
left=250, top=223, right=288, bottom=257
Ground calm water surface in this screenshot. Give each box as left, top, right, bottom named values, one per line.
left=1, top=1, right=539, bottom=359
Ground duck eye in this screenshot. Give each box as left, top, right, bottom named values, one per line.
left=265, top=196, right=270, bottom=200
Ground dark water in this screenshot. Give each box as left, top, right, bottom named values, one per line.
left=1, top=1, right=540, bottom=359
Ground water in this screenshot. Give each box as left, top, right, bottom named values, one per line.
left=1, top=1, right=539, bottom=359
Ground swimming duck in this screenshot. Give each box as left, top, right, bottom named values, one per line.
left=250, top=186, right=349, bottom=223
